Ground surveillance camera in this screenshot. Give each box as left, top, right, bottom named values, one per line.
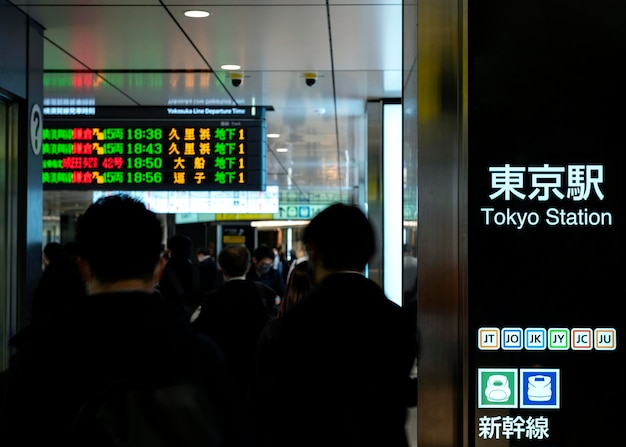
left=230, top=72, right=243, bottom=87
left=304, top=72, right=317, bottom=87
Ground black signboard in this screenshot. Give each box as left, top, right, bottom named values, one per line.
left=469, top=2, right=624, bottom=445
left=42, top=106, right=266, bottom=191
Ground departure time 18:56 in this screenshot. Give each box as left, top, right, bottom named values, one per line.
left=126, top=172, right=163, bottom=183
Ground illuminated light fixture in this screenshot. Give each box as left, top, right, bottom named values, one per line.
left=276, top=147, right=288, bottom=153
left=184, top=10, right=210, bottom=18
left=267, top=133, right=280, bottom=138
left=251, top=220, right=310, bottom=228
left=221, top=64, right=241, bottom=70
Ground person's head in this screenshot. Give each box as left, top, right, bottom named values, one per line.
left=43, top=242, right=64, bottom=267
left=252, top=245, right=275, bottom=275
left=277, top=260, right=314, bottom=317
left=207, top=241, right=216, bottom=256
left=76, top=194, right=163, bottom=288
left=218, top=245, right=251, bottom=278
left=303, top=202, right=375, bottom=274
left=167, top=234, right=193, bottom=260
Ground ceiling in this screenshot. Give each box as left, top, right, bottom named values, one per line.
left=13, top=0, right=403, bottom=216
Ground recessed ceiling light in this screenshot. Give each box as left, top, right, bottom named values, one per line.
left=184, top=10, right=210, bottom=18
left=221, top=64, right=241, bottom=70
left=267, top=133, right=280, bottom=138
left=276, top=148, right=289, bottom=153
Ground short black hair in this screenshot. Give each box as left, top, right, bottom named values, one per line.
left=253, top=245, right=275, bottom=262
left=43, top=242, right=64, bottom=262
left=196, top=248, right=211, bottom=257
left=303, top=202, right=375, bottom=271
left=167, top=234, right=193, bottom=259
left=218, top=245, right=251, bottom=277
left=76, top=194, right=163, bottom=283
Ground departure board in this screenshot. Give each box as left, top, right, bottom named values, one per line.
left=42, top=106, right=266, bottom=191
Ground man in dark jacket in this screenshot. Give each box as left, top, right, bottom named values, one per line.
left=159, top=234, right=205, bottom=318
left=0, top=194, right=239, bottom=447
left=194, top=244, right=274, bottom=446
left=246, top=245, right=285, bottom=315
left=194, top=244, right=273, bottom=392
left=251, top=203, right=416, bottom=447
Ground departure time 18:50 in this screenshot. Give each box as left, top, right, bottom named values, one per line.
left=126, top=157, right=163, bottom=169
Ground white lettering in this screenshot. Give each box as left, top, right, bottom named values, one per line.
left=167, top=107, right=193, bottom=114
left=488, top=164, right=605, bottom=202
left=489, top=164, right=527, bottom=200
left=480, top=207, right=540, bottom=229
left=478, top=415, right=550, bottom=440
left=528, top=164, right=566, bottom=201
left=545, top=208, right=612, bottom=226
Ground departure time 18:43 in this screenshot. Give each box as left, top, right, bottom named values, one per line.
left=127, top=142, right=163, bottom=154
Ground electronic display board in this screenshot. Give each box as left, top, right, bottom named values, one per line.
left=468, top=2, right=624, bottom=446
left=42, top=106, right=266, bottom=191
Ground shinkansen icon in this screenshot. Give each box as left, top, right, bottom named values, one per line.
left=520, top=369, right=560, bottom=408
left=479, top=368, right=559, bottom=409
left=527, top=375, right=552, bottom=401
left=485, top=375, right=511, bottom=402
left=478, top=369, right=518, bottom=408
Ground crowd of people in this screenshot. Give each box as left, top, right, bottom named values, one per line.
left=0, top=194, right=418, bottom=447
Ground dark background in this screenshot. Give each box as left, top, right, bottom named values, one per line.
left=468, top=1, right=625, bottom=445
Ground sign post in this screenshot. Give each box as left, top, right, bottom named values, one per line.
left=468, top=2, right=624, bottom=445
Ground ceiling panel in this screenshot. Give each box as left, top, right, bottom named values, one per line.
left=330, top=5, right=403, bottom=71
left=13, top=0, right=403, bottom=216
left=178, top=5, right=333, bottom=72
left=39, top=7, right=207, bottom=70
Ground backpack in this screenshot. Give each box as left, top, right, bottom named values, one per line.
left=68, top=375, right=223, bottom=447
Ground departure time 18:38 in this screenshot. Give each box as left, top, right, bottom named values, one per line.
left=126, top=128, right=163, bottom=140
